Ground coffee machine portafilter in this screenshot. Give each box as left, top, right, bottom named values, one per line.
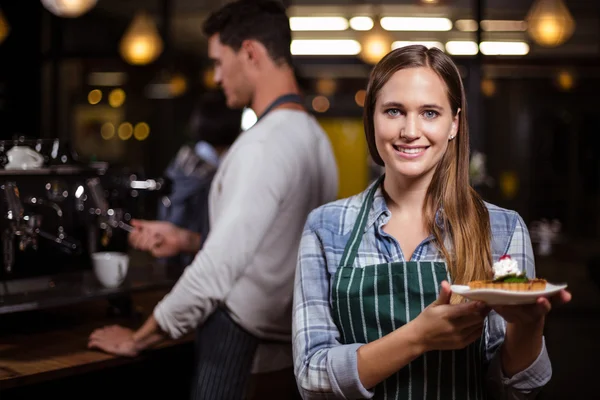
left=2, top=182, right=79, bottom=273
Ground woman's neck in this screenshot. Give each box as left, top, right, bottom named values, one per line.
left=382, top=169, right=432, bottom=217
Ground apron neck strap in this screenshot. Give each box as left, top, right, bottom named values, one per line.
left=338, top=174, right=385, bottom=268
left=255, top=93, right=304, bottom=123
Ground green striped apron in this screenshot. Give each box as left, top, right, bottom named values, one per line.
left=331, top=177, right=487, bottom=399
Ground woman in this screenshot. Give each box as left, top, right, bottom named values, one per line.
left=292, top=45, right=570, bottom=399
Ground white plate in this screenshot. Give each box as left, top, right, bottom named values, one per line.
left=450, top=283, right=568, bottom=305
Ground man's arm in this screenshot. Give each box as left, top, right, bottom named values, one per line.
left=151, top=141, right=290, bottom=339
left=133, top=315, right=167, bottom=349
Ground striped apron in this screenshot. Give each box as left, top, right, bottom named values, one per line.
left=191, top=309, right=259, bottom=399
left=331, top=177, right=487, bottom=399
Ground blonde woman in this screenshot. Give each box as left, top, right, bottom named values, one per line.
left=293, top=45, right=570, bottom=399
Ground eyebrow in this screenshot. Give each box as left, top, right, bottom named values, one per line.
left=380, top=101, right=444, bottom=111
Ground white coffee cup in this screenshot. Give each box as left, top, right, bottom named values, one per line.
left=5, top=146, right=44, bottom=170
left=91, top=252, right=129, bottom=288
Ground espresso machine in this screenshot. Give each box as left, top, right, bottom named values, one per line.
left=0, top=139, right=174, bottom=315
left=0, top=171, right=132, bottom=281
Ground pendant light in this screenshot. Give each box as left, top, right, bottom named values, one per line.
left=526, top=0, right=575, bottom=47
left=359, top=15, right=393, bottom=65
left=119, top=11, right=164, bottom=66
left=40, top=0, right=97, bottom=18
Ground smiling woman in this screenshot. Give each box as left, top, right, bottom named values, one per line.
left=292, top=45, right=571, bottom=400
left=362, top=45, right=487, bottom=285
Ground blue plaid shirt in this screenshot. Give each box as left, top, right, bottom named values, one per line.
left=293, top=180, right=552, bottom=399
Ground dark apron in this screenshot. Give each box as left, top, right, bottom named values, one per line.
left=331, top=176, right=487, bottom=399
left=190, top=93, right=303, bottom=400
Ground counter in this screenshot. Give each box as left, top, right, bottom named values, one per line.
left=0, top=289, right=194, bottom=391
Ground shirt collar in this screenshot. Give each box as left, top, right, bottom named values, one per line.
left=363, top=179, right=446, bottom=233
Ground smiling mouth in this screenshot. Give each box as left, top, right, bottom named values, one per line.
left=393, top=145, right=429, bottom=154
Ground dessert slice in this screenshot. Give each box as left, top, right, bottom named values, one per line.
left=468, top=255, right=547, bottom=291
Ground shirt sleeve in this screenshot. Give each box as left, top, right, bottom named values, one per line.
left=485, top=213, right=552, bottom=399
left=153, top=141, right=288, bottom=339
left=292, top=218, right=374, bottom=400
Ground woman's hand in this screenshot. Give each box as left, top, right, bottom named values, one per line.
left=413, top=281, right=490, bottom=353
left=492, top=289, right=571, bottom=326
left=494, top=289, right=571, bottom=377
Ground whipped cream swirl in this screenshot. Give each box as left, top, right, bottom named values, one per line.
left=492, top=257, right=522, bottom=280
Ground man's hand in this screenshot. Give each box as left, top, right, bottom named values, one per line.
left=128, top=219, right=201, bottom=258
left=88, top=316, right=167, bottom=358
left=88, top=325, right=139, bottom=357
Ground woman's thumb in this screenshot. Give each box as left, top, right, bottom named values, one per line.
left=434, top=281, right=452, bottom=305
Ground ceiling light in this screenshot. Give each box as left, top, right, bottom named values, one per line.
left=291, top=40, right=361, bottom=56
left=392, top=41, right=445, bottom=51
left=380, top=17, right=452, bottom=31
left=119, top=11, right=164, bottom=65
left=41, top=0, right=97, bottom=18
left=526, top=0, right=575, bottom=47
left=445, top=41, right=479, bottom=55
left=456, top=19, right=527, bottom=32
left=481, top=20, right=527, bottom=31
left=349, top=16, right=374, bottom=31
left=355, top=90, right=366, bottom=107
left=88, top=72, right=127, bottom=87
left=289, top=17, right=348, bottom=31
left=455, top=19, right=478, bottom=32
left=480, top=41, right=529, bottom=55
left=312, top=96, right=330, bottom=113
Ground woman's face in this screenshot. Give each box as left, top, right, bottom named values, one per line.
left=373, top=66, right=459, bottom=185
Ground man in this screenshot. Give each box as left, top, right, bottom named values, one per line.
left=88, top=1, right=339, bottom=399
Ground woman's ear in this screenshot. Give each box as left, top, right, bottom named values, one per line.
left=449, top=108, right=461, bottom=140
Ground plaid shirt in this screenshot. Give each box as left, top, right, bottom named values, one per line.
left=293, top=181, right=552, bottom=399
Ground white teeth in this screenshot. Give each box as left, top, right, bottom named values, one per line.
left=398, top=147, right=425, bottom=154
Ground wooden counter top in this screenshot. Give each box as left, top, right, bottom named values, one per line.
left=0, top=289, right=194, bottom=390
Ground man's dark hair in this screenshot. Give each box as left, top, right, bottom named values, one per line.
left=202, top=0, right=292, bottom=66
left=187, top=91, right=242, bottom=147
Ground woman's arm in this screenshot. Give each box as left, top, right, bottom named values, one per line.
left=485, top=213, right=570, bottom=397
left=292, top=222, right=374, bottom=399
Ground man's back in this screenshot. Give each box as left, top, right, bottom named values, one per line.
left=211, top=109, right=337, bottom=340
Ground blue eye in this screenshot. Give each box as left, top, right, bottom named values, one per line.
left=423, top=110, right=439, bottom=119
left=386, top=109, right=401, bottom=117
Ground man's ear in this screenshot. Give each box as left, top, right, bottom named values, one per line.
left=240, top=39, right=262, bottom=65
left=241, top=39, right=271, bottom=66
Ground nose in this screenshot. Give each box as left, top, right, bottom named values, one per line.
left=213, top=67, right=222, bottom=86
left=401, top=113, right=420, bottom=140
